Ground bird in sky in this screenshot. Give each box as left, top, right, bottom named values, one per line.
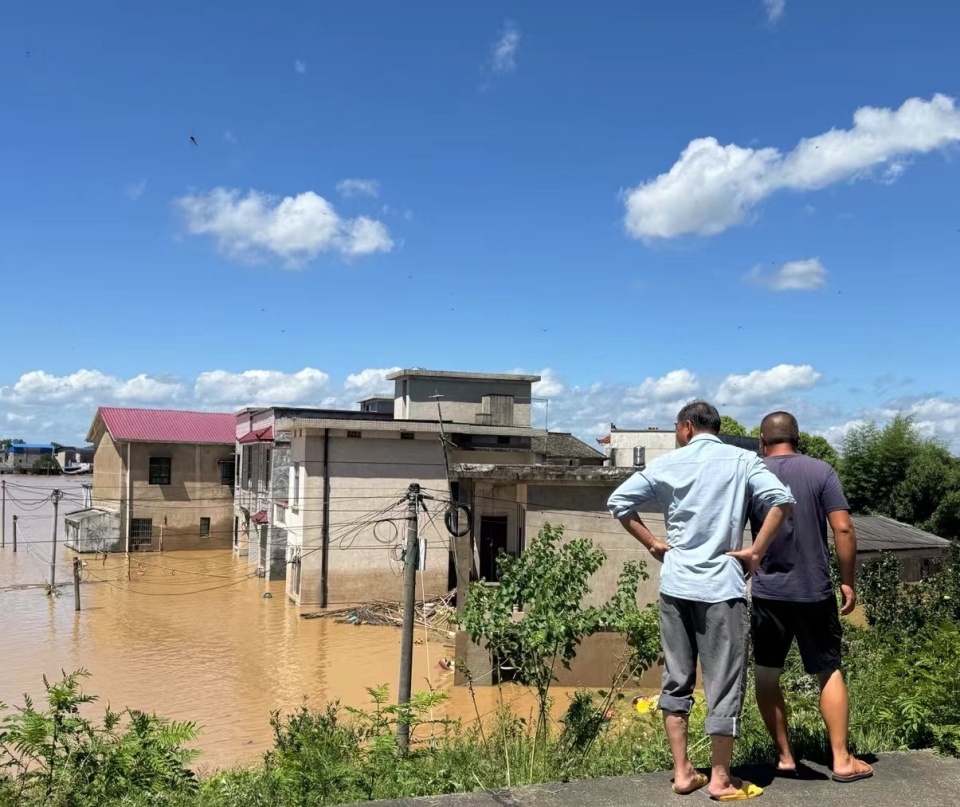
left=190, top=134, right=198, bottom=146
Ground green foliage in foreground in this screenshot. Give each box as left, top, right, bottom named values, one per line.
left=2, top=532, right=960, bottom=806
left=3, top=622, right=959, bottom=807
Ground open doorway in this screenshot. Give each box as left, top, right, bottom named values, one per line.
left=479, top=515, right=509, bottom=582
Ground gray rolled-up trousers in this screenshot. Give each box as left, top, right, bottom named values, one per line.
left=658, top=593, right=749, bottom=737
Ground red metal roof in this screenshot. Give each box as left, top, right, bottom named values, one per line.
left=238, top=426, right=274, bottom=444
left=596, top=434, right=611, bottom=445
left=95, top=407, right=236, bottom=445
left=251, top=510, right=268, bottom=524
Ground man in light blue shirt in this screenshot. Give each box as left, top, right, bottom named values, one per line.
left=608, top=401, right=794, bottom=801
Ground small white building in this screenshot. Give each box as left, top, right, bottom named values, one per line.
left=598, top=425, right=678, bottom=468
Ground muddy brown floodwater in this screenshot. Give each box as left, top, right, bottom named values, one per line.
left=1, top=476, right=577, bottom=770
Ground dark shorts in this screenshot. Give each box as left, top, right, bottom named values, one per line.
left=751, top=595, right=842, bottom=675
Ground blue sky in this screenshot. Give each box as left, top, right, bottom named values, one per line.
left=3, top=0, right=960, bottom=447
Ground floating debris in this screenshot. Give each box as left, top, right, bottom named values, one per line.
left=302, top=593, right=456, bottom=633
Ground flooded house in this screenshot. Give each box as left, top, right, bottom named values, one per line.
left=65, top=407, right=236, bottom=553
left=272, top=369, right=653, bottom=610
left=233, top=405, right=393, bottom=581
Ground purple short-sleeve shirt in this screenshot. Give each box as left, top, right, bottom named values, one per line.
left=750, top=453, right=850, bottom=603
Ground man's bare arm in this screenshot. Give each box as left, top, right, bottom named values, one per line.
left=828, top=509, right=858, bottom=615
left=618, top=512, right=670, bottom=562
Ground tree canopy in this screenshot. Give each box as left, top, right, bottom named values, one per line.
left=720, top=415, right=748, bottom=436
left=841, top=415, right=960, bottom=539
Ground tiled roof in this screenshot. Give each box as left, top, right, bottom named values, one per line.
left=532, top=433, right=606, bottom=461
left=851, top=515, right=951, bottom=553
left=93, top=407, right=236, bottom=445
left=239, top=427, right=274, bottom=444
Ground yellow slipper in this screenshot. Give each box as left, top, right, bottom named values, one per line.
left=672, top=773, right=708, bottom=795
left=711, top=781, right=764, bottom=801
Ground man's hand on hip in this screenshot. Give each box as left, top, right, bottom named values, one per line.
left=649, top=541, right=671, bottom=563
left=726, top=548, right=760, bottom=579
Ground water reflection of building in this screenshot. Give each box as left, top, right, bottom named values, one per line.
left=65, top=407, right=236, bottom=553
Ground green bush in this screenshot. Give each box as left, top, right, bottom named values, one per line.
left=0, top=669, right=198, bottom=807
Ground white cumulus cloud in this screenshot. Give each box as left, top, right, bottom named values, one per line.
left=486, top=21, right=520, bottom=77
left=632, top=369, right=701, bottom=402
left=343, top=368, right=402, bottom=400
left=717, top=364, right=821, bottom=407
left=193, top=368, right=331, bottom=408
left=2, top=370, right=184, bottom=406
left=624, top=94, right=960, bottom=240
left=745, top=258, right=827, bottom=291
left=336, top=179, right=380, bottom=199
left=295, top=59, right=306, bottom=75
left=176, top=187, right=393, bottom=266
left=763, top=0, right=786, bottom=24
left=532, top=369, right=565, bottom=399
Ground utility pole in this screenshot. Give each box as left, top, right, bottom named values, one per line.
left=396, top=482, right=422, bottom=754
left=73, top=557, right=82, bottom=612
left=2, top=478, right=6, bottom=548
left=12, top=514, right=17, bottom=553
left=50, top=489, right=63, bottom=590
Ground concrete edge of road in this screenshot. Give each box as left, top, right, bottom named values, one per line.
left=338, top=751, right=960, bottom=806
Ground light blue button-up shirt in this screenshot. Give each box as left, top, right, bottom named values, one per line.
left=607, top=434, right=795, bottom=603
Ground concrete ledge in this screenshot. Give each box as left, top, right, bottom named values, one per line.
left=339, top=751, right=959, bottom=806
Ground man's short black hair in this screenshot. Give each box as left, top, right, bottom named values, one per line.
left=760, top=411, right=801, bottom=449
left=676, top=400, right=721, bottom=435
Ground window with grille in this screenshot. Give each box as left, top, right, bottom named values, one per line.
left=220, top=459, right=235, bottom=487
left=200, top=517, right=211, bottom=538
left=148, top=457, right=171, bottom=485
left=130, top=518, right=153, bottom=551
left=347, top=430, right=362, bottom=439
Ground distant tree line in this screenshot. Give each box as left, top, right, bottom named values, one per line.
left=723, top=413, right=960, bottom=541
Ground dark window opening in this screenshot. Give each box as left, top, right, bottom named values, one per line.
left=400, top=432, right=414, bottom=440
left=496, top=436, right=511, bottom=445
left=148, top=457, right=171, bottom=486
left=347, top=430, right=362, bottom=439
left=200, top=517, right=211, bottom=538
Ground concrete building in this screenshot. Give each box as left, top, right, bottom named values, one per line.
left=63, top=508, right=120, bottom=553
left=65, top=407, right=236, bottom=553
left=54, top=444, right=94, bottom=472
left=598, top=426, right=677, bottom=468
left=233, top=405, right=391, bottom=580
left=851, top=515, right=952, bottom=582
left=1, top=442, right=55, bottom=471
left=279, top=369, right=646, bottom=610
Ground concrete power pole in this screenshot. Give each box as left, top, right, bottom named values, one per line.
left=50, top=489, right=63, bottom=590
left=73, top=557, right=82, bottom=612
left=396, top=482, right=422, bottom=754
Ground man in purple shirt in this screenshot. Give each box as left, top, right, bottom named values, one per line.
left=749, top=412, right=873, bottom=783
